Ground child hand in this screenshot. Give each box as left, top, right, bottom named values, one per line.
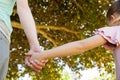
left=30, top=51, right=46, bottom=61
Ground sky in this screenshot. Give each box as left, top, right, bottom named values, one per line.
left=17, top=61, right=103, bottom=80
left=63, top=65, right=100, bottom=80
left=18, top=65, right=114, bottom=80
left=18, top=64, right=100, bottom=80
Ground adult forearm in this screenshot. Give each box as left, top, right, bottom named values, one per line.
left=17, top=2, right=39, bottom=49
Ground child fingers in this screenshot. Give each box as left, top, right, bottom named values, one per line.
left=30, top=60, right=43, bottom=70
left=29, top=64, right=41, bottom=73
left=41, top=59, right=48, bottom=63
left=34, top=60, right=46, bottom=67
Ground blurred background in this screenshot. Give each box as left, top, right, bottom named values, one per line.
left=7, top=0, right=116, bottom=80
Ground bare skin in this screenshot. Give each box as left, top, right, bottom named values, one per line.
left=29, top=9, right=120, bottom=79
left=29, top=13, right=120, bottom=60
left=30, top=35, right=107, bottom=60
left=16, top=0, right=47, bottom=72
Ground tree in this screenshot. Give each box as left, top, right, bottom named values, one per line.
left=7, top=0, right=115, bottom=79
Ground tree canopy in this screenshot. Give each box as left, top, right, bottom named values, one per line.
left=7, top=0, right=115, bottom=79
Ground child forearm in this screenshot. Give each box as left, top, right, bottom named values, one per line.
left=41, top=35, right=107, bottom=60
left=43, top=41, right=85, bottom=59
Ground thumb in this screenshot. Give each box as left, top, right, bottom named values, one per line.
left=25, top=52, right=32, bottom=56
left=25, top=49, right=35, bottom=56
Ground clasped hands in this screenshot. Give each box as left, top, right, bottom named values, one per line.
left=25, top=49, right=47, bottom=72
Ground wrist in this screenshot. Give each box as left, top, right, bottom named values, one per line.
left=35, top=51, right=47, bottom=61
left=30, top=41, right=40, bottom=49
left=30, top=45, right=41, bottom=52
left=42, top=51, right=50, bottom=60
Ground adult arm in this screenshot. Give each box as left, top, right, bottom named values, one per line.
left=16, top=0, right=39, bottom=49
left=16, top=0, right=46, bottom=72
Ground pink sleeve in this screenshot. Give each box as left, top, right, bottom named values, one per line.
left=94, top=26, right=120, bottom=50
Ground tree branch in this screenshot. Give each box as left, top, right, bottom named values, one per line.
left=72, top=0, right=87, bottom=19
left=12, top=21, right=79, bottom=34
left=11, top=21, right=80, bottom=46
left=37, top=30, right=57, bottom=47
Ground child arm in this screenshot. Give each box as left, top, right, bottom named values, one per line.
left=30, top=35, right=107, bottom=61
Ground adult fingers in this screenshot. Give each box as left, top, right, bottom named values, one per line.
left=25, top=57, right=42, bottom=72
left=25, top=56, right=31, bottom=66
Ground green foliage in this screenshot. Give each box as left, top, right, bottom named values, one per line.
left=7, top=0, right=116, bottom=79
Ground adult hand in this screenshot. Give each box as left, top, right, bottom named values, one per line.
left=25, top=49, right=48, bottom=72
